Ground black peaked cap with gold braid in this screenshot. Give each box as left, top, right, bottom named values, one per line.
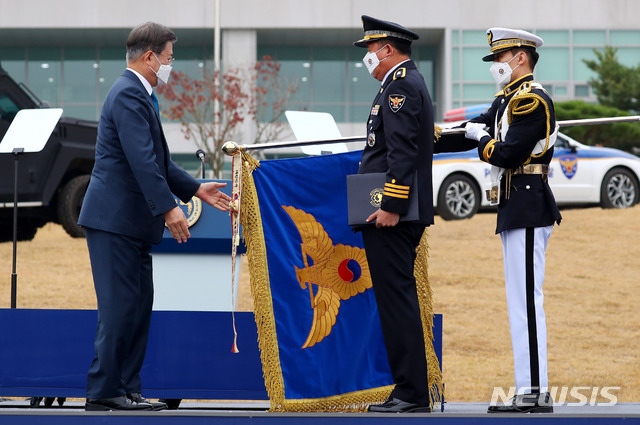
left=482, top=27, right=543, bottom=62
left=354, top=15, right=419, bottom=48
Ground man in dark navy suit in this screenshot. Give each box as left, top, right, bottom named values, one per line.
left=352, top=15, right=434, bottom=414
left=78, top=22, right=230, bottom=411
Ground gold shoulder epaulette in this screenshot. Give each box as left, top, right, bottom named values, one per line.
left=393, top=67, right=407, bottom=80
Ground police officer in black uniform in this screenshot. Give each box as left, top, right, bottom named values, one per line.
left=460, top=28, right=562, bottom=413
left=352, top=15, right=434, bottom=414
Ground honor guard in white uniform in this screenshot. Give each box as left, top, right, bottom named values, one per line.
left=461, top=28, right=562, bottom=413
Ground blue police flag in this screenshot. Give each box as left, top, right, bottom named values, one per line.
left=237, top=150, right=442, bottom=411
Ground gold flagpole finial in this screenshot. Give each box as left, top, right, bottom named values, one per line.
left=222, top=141, right=241, bottom=156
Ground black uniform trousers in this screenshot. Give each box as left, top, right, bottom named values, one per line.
left=361, top=222, right=429, bottom=405
left=85, top=227, right=154, bottom=399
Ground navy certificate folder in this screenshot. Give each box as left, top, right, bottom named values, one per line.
left=347, top=172, right=419, bottom=226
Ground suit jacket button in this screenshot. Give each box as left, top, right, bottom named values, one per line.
left=525, top=185, right=531, bottom=190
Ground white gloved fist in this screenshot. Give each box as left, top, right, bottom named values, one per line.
left=465, top=122, right=490, bottom=142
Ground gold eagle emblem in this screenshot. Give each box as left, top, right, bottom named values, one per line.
left=282, top=206, right=372, bottom=349
left=388, top=95, right=406, bottom=113
left=559, top=157, right=577, bottom=174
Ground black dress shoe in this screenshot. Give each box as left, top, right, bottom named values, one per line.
left=368, top=397, right=431, bottom=413
left=127, top=393, right=167, bottom=411
left=85, top=395, right=153, bottom=411
left=488, top=392, right=554, bottom=413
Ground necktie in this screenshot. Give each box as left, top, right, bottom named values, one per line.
left=150, top=92, right=159, bottom=114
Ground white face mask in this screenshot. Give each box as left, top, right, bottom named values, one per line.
left=489, top=53, right=521, bottom=89
left=149, top=53, right=173, bottom=86
left=362, top=45, right=390, bottom=75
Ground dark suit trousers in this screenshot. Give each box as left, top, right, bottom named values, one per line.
left=85, top=227, right=154, bottom=399
left=361, top=222, right=429, bottom=405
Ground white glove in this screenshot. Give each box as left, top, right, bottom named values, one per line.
left=465, top=122, right=490, bottom=142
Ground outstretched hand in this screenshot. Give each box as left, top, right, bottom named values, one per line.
left=196, top=181, right=231, bottom=212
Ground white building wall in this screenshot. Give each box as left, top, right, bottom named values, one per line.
left=3, top=0, right=640, bottom=30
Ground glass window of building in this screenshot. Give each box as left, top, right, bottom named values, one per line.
left=173, top=46, right=207, bottom=78
left=609, top=30, right=640, bottom=45
left=312, top=46, right=346, bottom=121
left=536, top=47, right=570, bottom=81
left=615, top=47, right=640, bottom=68
left=461, top=48, right=489, bottom=81
left=27, top=47, right=62, bottom=106
left=536, top=30, right=570, bottom=45
left=463, top=84, right=497, bottom=103
left=573, top=30, right=606, bottom=45
left=260, top=46, right=311, bottom=113
left=575, top=84, right=591, bottom=97
left=573, top=47, right=599, bottom=82
left=63, top=47, right=98, bottom=120
left=0, top=47, right=27, bottom=84
left=98, top=47, right=126, bottom=105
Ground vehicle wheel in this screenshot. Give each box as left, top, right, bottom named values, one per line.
left=57, top=175, right=90, bottom=238
left=436, top=174, right=480, bottom=220
left=600, top=167, right=639, bottom=209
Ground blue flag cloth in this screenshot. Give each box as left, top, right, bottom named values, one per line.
left=238, top=150, right=442, bottom=412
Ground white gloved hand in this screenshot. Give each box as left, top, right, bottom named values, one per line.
left=465, top=122, right=491, bottom=142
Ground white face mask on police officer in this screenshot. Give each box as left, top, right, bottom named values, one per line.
left=149, top=53, right=172, bottom=86
left=489, top=53, right=521, bottom=89
left=362, top=45, right=391, bottom=75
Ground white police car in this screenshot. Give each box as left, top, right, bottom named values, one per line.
left=433, top=132, right=640, bottom=220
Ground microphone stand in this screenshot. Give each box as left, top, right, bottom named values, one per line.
left=10, top=148, right=23, bottom=308
left=196, top=150, right=206, bottom=179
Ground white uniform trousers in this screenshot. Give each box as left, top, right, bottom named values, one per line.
left=500, top=226, right=553, bottom=395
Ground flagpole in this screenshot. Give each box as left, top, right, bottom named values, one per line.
left=437, top=115, right=640, bottom=136
left=222, top=115, right=640, bottom=155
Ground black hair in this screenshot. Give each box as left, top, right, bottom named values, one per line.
left=387, top=38, right=412, bottom=57
left=126, top=22, right=177, bottom=62
left=511, top=46, right=539, bottom=70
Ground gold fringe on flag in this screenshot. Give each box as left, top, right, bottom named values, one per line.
left=238, top=150, right=443, bottom=412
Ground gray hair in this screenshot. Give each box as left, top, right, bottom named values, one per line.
left=125, top=21, right=177, bottom=63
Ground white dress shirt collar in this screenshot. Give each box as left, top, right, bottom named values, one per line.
left=126, top=68, right=153, bottom=95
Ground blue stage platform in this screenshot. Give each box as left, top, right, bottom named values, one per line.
left=1, top=400, right=639, bottom=424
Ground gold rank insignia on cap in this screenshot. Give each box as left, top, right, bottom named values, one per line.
left=482, top=27, right=544, bottom=62
left=354, top=15, right=420, bottom=47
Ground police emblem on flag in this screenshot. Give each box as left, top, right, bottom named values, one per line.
left=389, top=95, right=406, bottom=113
left=282, top=206, right=372, bottom=349
left=558, top=155, right=578, bottom=179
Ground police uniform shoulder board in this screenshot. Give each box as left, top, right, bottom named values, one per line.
left=393, top=67, right=406, bottom=80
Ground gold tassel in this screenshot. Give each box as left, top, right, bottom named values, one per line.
left=434, top=125, right=443, bottom=142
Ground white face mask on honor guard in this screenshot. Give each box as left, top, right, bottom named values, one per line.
left=489, top=53, right=521, bottom=89
left=150, top=53, right=173, bottom=86
left=363, top=45, right=390, bottom=75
